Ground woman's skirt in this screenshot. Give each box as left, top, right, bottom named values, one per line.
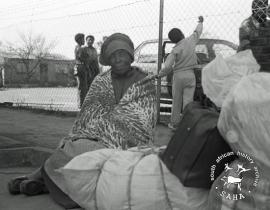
left=43, top=139, right=105, bottom=208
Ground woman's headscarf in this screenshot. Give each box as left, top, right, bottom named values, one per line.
left=99, top=33, right=134, bottom=66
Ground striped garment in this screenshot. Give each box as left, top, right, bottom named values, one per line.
left=64, top=68, right=157, bottom=149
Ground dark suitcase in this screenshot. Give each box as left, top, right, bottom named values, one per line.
left=161, top=102, right=236, bottom=189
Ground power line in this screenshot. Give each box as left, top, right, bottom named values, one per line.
left=53, top=22, right=158, bottom=39
left=0, top=0, right=95, bottom=20
left=0, top=11, right=243, bottom=36
left=0, top=0, right=59, bottom=14
left=50, top=11, right=243, bottom=39
left=163, top=11, right=242, bottom=24
left=0, top=2, right=243, bottom=34
left=0, top=0, right=151, bottom=30
left=0, top=0, right=93, bottom=15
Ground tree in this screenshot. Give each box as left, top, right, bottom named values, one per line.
left=95, top=36, right=108, bottom=54
left=4, top=31, right=57, bottom=83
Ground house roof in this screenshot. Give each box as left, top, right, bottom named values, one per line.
left=0, top=50, right=72, bottom=62
left=0, top=50, right=19, bottom=59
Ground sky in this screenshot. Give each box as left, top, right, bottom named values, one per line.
left=0, top=0, right=254, bottom=59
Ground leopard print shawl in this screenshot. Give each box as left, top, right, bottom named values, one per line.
left=63, top=68, right=157, bottom=149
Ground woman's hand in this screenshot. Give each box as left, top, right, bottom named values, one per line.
left=157, top=71, right=169, bottom=78
left=154, top=74, right=160, bottom=79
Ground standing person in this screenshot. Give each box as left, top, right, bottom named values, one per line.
left=238, top=0, right=270, bottom=73
left=238, top=0, right=268, bottom=52
left=74, top=33, right=88, bottom=108
left=0, top=66, right=4, bottom=87
left=157, top=16, right=204, bottom=130
left=85, top=35, right=100, bottom=89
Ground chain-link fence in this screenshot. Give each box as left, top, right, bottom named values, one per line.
left=0, top=0, right=266, bottom=116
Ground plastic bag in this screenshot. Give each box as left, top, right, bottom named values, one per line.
left=59, top=148, right=209, bottom=210
left=215, top=73, right=270, bottom=209
left=218, top=72, right=270, bottom=168
left=202, top=50, right=260, bottom=107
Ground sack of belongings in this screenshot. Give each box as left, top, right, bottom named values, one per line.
left=218, top=72, right=270, bottom=166
left=202, top=50, right=260, bottom=107
left=207, top=72, right=270, bottom=210
left=58, top=148, right=209, bottom=210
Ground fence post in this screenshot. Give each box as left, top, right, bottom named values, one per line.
left=157, top=0, right=164, bottom=123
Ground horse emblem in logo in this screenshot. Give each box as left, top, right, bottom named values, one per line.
left=210, top=151, right=260, bottom=201
left=221, top=163, right=251, bottom=191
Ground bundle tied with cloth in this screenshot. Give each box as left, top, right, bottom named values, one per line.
left=58, top=147, right=209, bottom=210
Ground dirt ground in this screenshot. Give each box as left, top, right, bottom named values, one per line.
left=0, top=107, right=173, bottom=210
left=0, top=107, right=76, bottom=149
left=0, top=107, right=173, bottom=149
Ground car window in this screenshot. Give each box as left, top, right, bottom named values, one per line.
left=164, top=42, right=174, bottom=54
left=137, top=42, right=158, bottom=63
left=164, top=42, right=211, bottom=64
left=163, top=42, right=174, bottom=61
left=213, top=43, right=236, bottom=58
left=195, top=44, right=210, bottom=63
left=134, top=39, right=237, bottom=66
left=195, top=44, right=208, bottom=55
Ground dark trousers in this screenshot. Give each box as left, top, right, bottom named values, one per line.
left=41, top=166, right=80, bottom=209
left=77, top=65, right=89, bottom=107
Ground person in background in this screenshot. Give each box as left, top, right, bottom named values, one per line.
left=157, top=16, right=204, bottom=130
left=74, top=33, right=89, bottom=108
left=238, top=0, right=268, bottom=52
left=7, top=33, right=157, bottom=209
left=0, top=66, right=4, bottom=87
left=84, top=35, right=100, bottom=89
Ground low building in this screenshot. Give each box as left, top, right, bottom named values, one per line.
left=0, top=52, right=76, bottom=87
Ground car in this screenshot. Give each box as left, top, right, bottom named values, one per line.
left=133, top=38, right=238, bottom=99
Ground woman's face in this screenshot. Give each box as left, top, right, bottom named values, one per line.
left=86, top=37, right=94, bottom=47
left=109, top=49, right=132, bottom=75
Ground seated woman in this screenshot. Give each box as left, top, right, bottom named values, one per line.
left=8, top=33, right=157, bottom=209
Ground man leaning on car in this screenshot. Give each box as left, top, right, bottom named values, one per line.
left=156, top=16, right=204, bottom=130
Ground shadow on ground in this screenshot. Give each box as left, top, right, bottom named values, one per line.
left=0, top=107, right=173, bottom=210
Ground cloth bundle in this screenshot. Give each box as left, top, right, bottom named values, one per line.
left=59, top=148, right=209, bottom=210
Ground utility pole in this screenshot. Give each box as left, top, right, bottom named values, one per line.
left=157, top=0, right=164, bottom=122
